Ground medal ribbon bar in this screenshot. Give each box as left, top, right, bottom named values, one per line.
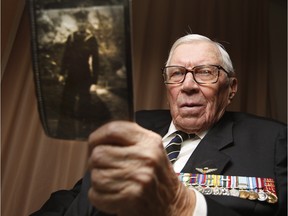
left=177, top=173, right=278, bottom=204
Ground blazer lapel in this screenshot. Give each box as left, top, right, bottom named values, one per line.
left=181, top=112, right=234, bottom=174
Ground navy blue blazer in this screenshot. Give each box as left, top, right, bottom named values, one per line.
left=31, top=110, right=287, bottom=216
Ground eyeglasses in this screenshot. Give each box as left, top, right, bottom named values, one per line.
left=162, top=65, right=230, bottom=85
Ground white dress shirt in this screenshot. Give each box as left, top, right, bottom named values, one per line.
left=162, top=122, right=208, bottom=216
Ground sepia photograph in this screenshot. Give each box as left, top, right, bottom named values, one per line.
left=29, top=0, right=133, bottom=140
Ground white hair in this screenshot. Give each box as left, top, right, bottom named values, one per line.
left=166, top=34, right=235, bottom=75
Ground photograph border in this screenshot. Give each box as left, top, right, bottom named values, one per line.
left=28, top=0, right=133, bottom=140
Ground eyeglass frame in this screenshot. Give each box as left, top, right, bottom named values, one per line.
left=162, top=64, right=232, bottom=85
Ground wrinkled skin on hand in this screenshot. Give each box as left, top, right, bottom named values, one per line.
left=88, top=121, right=196, bottom=216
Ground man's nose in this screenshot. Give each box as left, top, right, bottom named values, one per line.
left=181, top=72, right=199, bottom=90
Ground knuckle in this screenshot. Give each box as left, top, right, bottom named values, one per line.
left=89, top=146, right=108, bottom=167
left=104, top=122, right=120, bottom=135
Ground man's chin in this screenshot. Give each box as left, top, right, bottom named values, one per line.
left=174, top=116, right=204, bottom=132
left=178, top=110, right=202, bottom=119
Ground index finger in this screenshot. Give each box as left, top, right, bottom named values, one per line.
left=88, top=121, right=153, bottom=150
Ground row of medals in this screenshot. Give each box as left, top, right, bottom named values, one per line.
left=180, top=176, right=278, bottom=204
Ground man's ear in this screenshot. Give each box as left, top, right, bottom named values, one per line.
left=228, top=78, right=238, bottom=101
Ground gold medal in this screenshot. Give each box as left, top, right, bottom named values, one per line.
left=266, top=191, right=278, bottom=204
left=239, top=190, right=250, bottom=199
left=248, top=191, right=259, bottom=200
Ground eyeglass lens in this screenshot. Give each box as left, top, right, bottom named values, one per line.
left=164, top=65, right=219, bottom=84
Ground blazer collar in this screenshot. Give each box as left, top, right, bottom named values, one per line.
left=153, top=117, right=171, bottom=137
left=181, top=112, right=234, bottom=174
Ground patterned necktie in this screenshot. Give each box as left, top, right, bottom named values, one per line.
left=165, top=131, right=192, bottom=164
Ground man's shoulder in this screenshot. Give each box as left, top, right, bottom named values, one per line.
left=226, top=111, right=286, bottom=130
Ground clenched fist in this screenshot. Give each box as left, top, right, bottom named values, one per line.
left=88, top=121, right=196, bottom=216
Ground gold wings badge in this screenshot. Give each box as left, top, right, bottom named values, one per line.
left=196, top=167, right=218, bottom=174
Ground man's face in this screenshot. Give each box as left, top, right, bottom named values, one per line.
left=166, top=41, right=237, bottom=134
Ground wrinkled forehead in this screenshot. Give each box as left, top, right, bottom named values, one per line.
left=169, top=41, right=222, bottom=66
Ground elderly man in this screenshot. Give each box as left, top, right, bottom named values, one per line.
left=31, top=34, right=287, bottom=216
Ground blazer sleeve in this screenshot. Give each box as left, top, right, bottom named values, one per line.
left=29, top=179, right=82, bottom=216
left=273, top=125, right=287, bottom=216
